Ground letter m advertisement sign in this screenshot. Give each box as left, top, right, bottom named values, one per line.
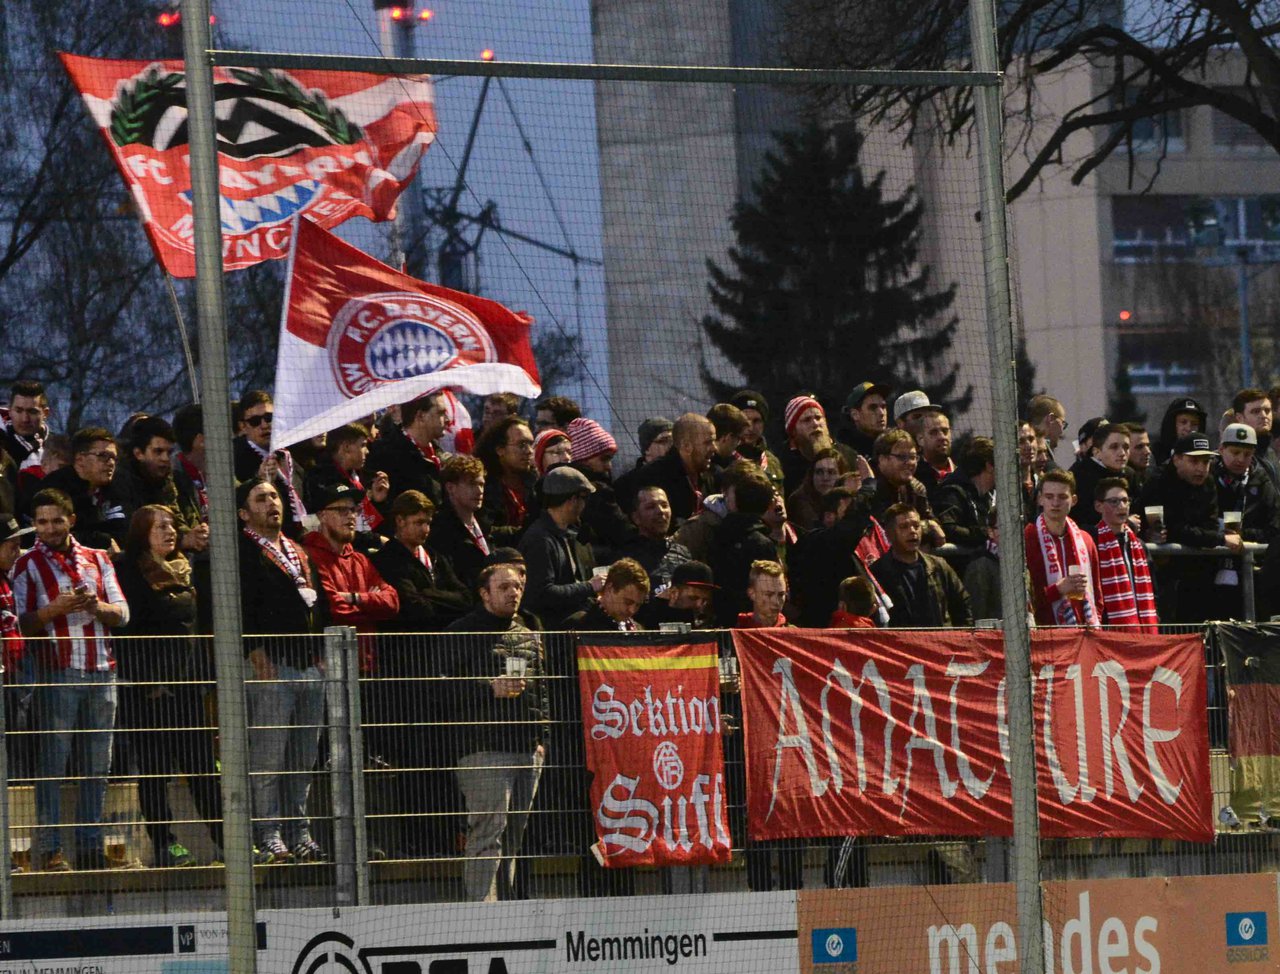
left=577, top=635, right=733, bottom=868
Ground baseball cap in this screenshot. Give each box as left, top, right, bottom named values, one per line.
left=542, top=465, right=596, bottom=497
left=729, top=390, right=770, bottom=423
left=670, top=560, right=717, bottom=589
left=0, top=515, right=34, bottom=545
left=1222, top=423, right=1259, bottom=448
left=1173, top=433, right=1214, bottom=457
left=1077, top=416, right=1109, bottom=447
left=893, top=390, right=942, bottom=420
left=312, top=481, right=365, bottom=509
left=1172, top=397, right=1207, bottom=420
left=844, top=381, right=891, bottom=412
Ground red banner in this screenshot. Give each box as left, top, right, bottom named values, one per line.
left=736, top=629, right=1211, bottom=842
left=60, top=54, right=436, bottom=276
left=271, top=219, right=539, bottom=451
left=578, top=638, right=733, bottom=868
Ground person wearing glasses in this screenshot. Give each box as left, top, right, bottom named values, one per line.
left=233, top=390, right=306, bottom=540
left=868, top=429, right=945, bottom=548
left=1093, top=477, right=1158, bottom=632
left=37, top=428, right=128, bottom=551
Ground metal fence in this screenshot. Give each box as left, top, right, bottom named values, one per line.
left=3, top=617, right=1276, bottom=917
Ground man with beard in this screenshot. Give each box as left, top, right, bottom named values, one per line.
left=779, top=396, right=857, bottom=496
left=915, top=410, right=955, bottom=496
left=837, top=381, right=891, bottom=460
left=236, top=478, right=327, bottom=863
left=619, top=413, right=717, bottom=524
left=728, top=390, right=784, bottom=493
left=868, top=429, right=945, bottom=547
left=112, top=416, right=203, bottom=551
left=1068, top=422, right=1132, bottom=533
left=1233, top=388, right=1279, bottom=487
left=1140, top=433, right=1232, bottom=622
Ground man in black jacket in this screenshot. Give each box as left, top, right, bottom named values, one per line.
left=933, top=437, right=996, bottom=563
left=616, top=413, right=716, bottom=524
left=429, top=455, right=493, bottom=592
left=1140, top=433, right=1235, bottom=622
left=372, top=491, right=472, bottom=633
left=233, top=390, right=306, bottom=540
left=236, top=478, right=327, bottom=864
left=518, top=467, right=602, bottom=628
left=366, top=392, right=451, bottom=508
left=39, top=428, right=128, bottom=551
left=443, top=563, right=548, bottom=901
left=871, top=504, right=972, bottom=628
left=708, top=475, right=778, bottom=627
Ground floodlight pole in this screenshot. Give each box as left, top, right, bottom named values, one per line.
left=182, top=2, right=258, bottom=971
left=967, top=0, right=1047, bottom=971
left=375, top=0, right=430, bottom=278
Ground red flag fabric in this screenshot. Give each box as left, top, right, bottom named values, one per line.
left=736, top=628, right=1212, bottom=843
left=271, top=219, right=540, bottom=451
left=577, top=637, right=733, bottom=868
left=59, top=54, right=436, bottom=276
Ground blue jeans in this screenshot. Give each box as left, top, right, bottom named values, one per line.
left=247, top=663, right=325, bottom=846
left=36, top=669, right=117, bottom=855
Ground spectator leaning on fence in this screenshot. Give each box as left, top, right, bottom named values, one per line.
left=443, top=562, right=548, bottom=903
left=871, top=503, right=972, bottom=628
left=1093, top=477, right=1159, bottom=633
left=14, top=487, right=129, bottom=872
left=236, top=477, right=326, bottom=865
left=114, top=504, right=222, bottom=867
left=1024, top=469, right=1101, bottom=627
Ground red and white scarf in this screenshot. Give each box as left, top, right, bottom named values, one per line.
left=340, top=464, right=383, bottom=532
left=243, top=527, right=317, bottom=606
left=1095, top=521, right=1158, bottom=633
left=1035, top=514, right=1099, bottom=627
left=246, top=440, right=307, bottom=521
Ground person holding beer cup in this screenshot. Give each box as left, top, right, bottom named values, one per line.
left=1024, top=469, right=1100, bottom=627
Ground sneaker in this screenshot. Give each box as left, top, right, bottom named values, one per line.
left=291, top=836, right=327, bottom=863
left=35, top=850, right=71, bottom=872
left=77, top=849, right=130, bottom=872
left=156, top=842, right=198, bottom=868
left=254, top=838, right=293, bottom=865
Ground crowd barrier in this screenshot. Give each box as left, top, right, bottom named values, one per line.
left=6, top=610, right=1280, bottom=918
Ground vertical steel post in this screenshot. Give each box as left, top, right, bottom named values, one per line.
left=181, top=2, right=257, bottom=970
left=324, top=627, right=356, bottom=905
left=967, top=1, right=1046, bottom=971
left=345, top=627, right=371, bottom=903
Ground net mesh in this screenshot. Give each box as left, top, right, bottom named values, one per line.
left=0, top=1, right=1273, bottom=972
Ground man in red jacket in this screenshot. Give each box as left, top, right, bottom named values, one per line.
left=1024, top=470, right=1100, bottom=627
left=303, top=479, right=401, bottom=841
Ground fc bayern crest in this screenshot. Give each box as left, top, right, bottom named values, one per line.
left=327, top=291, right=497, bottom=398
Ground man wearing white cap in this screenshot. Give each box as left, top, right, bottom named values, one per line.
left=893, top=390, right=943, bottom=437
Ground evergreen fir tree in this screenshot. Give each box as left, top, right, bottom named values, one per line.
left=700, top=121, right=970, bottom=431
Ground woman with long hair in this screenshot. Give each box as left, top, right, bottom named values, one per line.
left=114, top=505, right=221, bottom=867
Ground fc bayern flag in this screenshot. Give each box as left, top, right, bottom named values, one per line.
left=271, top=219, right=540, bottom=451
left=60, top=54, right=436, bottom=276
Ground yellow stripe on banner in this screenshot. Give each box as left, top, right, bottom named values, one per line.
left=576, top=654, right=720, bottom=671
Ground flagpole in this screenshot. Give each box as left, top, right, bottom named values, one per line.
left=161, top=268, right=201, bottom=403
left=181, top=2, right=257, bottom=971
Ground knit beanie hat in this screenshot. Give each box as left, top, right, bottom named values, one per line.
left=784, top=395, right=824, bottom=439
left=638, top=416, right=674, bottom=453
left=533, top=429, right=571, bottom=475
left=566, top=417, right=617, bottom=462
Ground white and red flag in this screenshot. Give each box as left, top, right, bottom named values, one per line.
left=60, top=54, right=436, bottom=276
left=271, top=219, right=540, bottom=452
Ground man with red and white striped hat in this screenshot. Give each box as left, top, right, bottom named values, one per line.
left=565, top=417, right=634, bottom=561
left=14, top=487, right=129, bottom=872
left=780, top=395, right=859, bottom=497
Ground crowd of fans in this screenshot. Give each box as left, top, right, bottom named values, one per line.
left=0, top=376, right=1275, bottom=889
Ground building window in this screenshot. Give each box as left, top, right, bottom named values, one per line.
left=1112, top=89, right=1185, bottom=153
left=1213, top=88, right=1270, bottom=152
left=1112, top=195, right=1280, bottom=261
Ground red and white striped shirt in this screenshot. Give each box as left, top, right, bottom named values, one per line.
left=12, top=539, right=128, bottom=672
